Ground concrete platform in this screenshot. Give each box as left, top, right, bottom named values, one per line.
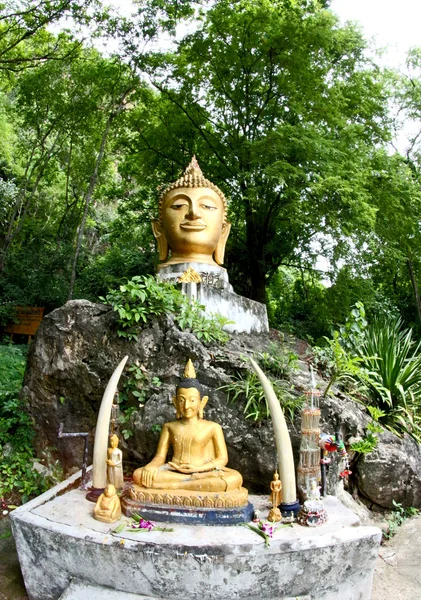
left=59, top=580, right=163, bottom=599
left=10, top=470, right=381, bottom=600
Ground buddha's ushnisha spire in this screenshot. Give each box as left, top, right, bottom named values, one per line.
left=158, top=156, right=227, bottom=223
left=183, top=358, right=196, bottom=379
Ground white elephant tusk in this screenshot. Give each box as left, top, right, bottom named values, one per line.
left=92, top=355, right=128, bottom=488
left=249, top=358, right=297, bottom=504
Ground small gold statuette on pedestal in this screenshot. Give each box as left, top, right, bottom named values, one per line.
left=107, top=434, right=124, bottom=490
left=152, top=156, right=231, bottom=268
left=124, top=359, right=248, bottom=511
left=93, top=484, right=121, bottom=523
left=268, top=471, right=282, bottom=523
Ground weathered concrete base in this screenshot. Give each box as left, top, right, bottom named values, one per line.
left=157, top=261, right=269, bottom=333
left=59, top=580, right=163, bottom=599
left=181, top=282, right=269, bottom=333
left=11, top=470, right=381, bottom=600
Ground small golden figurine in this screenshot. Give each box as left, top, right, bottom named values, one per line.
left=106, top=434, right=124, bottom=489
left=268, top=471, right=282, bottom=523
left=93, top=484, right=121, bottom=523
left=270, top=471, right=282, bottom=507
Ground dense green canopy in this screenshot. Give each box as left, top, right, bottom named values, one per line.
left=1, top=0, right=421, bottom=339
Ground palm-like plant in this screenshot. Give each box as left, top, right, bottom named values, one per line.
left=355, top=316, right=421, bottom=440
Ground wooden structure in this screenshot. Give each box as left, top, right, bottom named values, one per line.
left=3, top=306, right=44, bottom=341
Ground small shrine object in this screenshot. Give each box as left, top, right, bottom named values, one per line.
left=297, top=366, right=322, bottom=501
left=267, top=471, right=282, bottom=522
left=93, top=484, right=121, bottom=524
left=107, top=434, right=124, bottom=490
left=296, top=479, right=327, bottom=527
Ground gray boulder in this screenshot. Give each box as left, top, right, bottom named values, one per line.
left=357, top=432, right=421, bottom=509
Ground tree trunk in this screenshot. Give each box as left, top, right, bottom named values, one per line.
left=67, top=86, right=133, bottom=300
left=407, top=258, right=421, bottom=325
left=67, top=115, right=114, bottom=301
left=245, top=224, right=267, bottom=303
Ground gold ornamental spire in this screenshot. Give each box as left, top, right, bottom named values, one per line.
left=158, top=156, right=227, bottom=223
left=183, top=359, right=196, bottom=379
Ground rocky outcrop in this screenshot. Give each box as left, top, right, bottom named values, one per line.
left=356, top=432, right=421, bottom=510
left=21, top=299, right=421, bottom=505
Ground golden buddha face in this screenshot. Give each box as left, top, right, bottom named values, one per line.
left=153, top=186, right=231, bottom=266
left=173, top=387, right=208, bottom=420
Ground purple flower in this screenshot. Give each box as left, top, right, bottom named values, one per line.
left=131, top=518, right=155, bottom=531
left=260, top=522, right=275, bottom=537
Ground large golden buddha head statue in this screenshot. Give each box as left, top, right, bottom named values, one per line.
left=152, top=157, right=231, bottom=267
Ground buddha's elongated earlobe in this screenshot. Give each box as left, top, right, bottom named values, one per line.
left=214, top=221, right=231, bottom=265
left=151, top=219, right=169, bottom=261
left=199, top=395, right=209, bottom=419
left=172, top=395, right=181, bottom=419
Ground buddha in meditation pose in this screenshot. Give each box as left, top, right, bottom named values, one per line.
left=152, top=156, right=231, bottom=267
left=93, top=483, right=121, bottom=523
left=132, top=360, right=244, bottom=497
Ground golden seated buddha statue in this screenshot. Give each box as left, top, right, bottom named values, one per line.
left=125, top=360, right=248, bottom=511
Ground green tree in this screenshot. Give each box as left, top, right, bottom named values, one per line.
left=123, top=0, right=389, bottom=303
left=0, top=0, right=99, bottom=73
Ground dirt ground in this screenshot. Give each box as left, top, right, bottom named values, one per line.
left=1, top=513, right=421, bottom=599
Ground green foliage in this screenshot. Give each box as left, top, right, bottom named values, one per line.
left=350, top=407, right=384, bottom=455
left=354, top=316, right=421, bottom=441
left=319, top=331, right=368, bottom=398
left=384, top=501, right=419, bottom=540
left=221, top=371, right=303, bottom=422
left=0, top=344, right=26, bottom=395
left=0, top=344, right=49, bottom=502
left=267, top=267, right=379, bottom=345
left=255, top=343, right=299, bottom=379
left=220, top=345, right=303, bottom=422
left=314, top=304, right=421, bottom=442
left=117, top=406, right=137, bottom=441
left=102, top=275, right=232, bottom=345
left=117, top=363, right=163, bottom=440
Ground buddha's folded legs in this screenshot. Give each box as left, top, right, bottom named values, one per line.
left=133, top=465, right=242, bottom=492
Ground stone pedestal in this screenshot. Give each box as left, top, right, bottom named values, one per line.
left=11, top=469, right=381, bottom=600
left=157, top=262, right=269, bottom=334
left=158, top=262, right=232, bottom=291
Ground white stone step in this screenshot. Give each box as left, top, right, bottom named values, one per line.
left=59, top=580, right=163, bottom=600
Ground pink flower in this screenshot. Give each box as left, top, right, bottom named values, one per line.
left=131, top=518, right=155, bottom=531
left=260, top=522, right=275, bottom=537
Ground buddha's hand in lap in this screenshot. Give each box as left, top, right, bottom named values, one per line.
left=139, top=466, right=158, bottom=488
left=168, top=461, right=215, bottom=474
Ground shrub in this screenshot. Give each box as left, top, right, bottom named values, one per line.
left=354, top=316, right=421, bottom=441
left=220, top=370, right=303, bottom=421
left=0, top=344, right=49, bottom=503
left=102, top=275, right=232, bottom=345
left=219, top=346, right=303, bottom=421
